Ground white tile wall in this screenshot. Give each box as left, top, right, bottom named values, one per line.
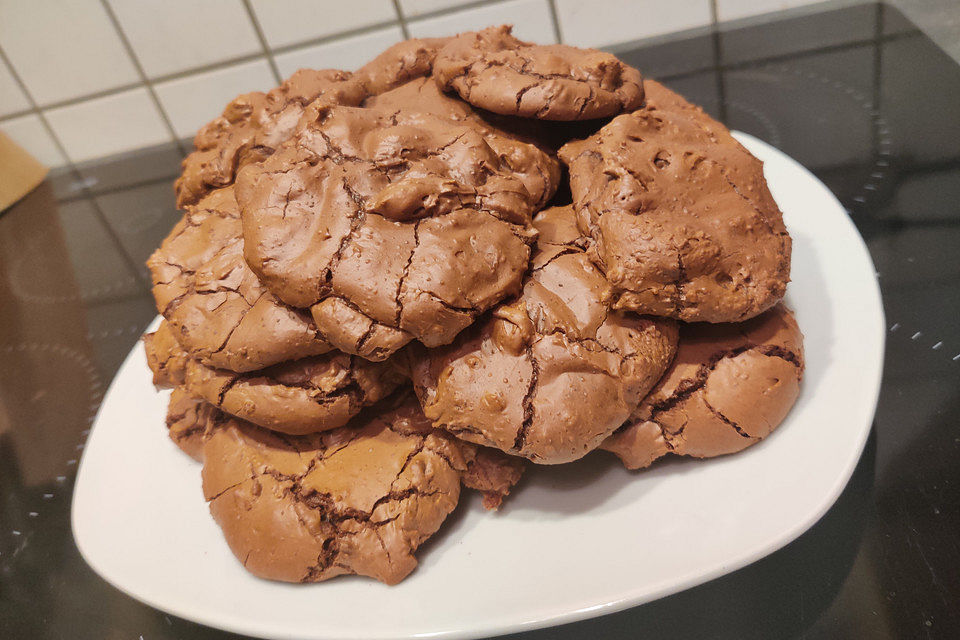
left=45, top=88, right=172, bottom=163
left=0, top=114, right=66, bottom=167
left=408, top=0, right=557, bottom=43
left=0, top=0, right=140, bottom=105
left=275, top=27, right=405, bottom=77
left=556, top=0, right=713, bottom=48
left=717, top=0, right=826, bottom=22
left=107, top=0, right=262, bottom=78
left=400, top=0, right=477, bottom=19
left=155, top=59, right=277, bottom=139
left=250, top=0, right=398, bottom=49
left=0, top=0, right=871, bottom=168
left=0, top=59, right=30, bottom=118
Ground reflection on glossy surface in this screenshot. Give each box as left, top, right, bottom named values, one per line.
left=1, top=2, right=958, bottom=638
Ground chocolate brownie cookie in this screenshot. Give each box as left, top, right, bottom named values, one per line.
left=365, top=77, right=560, bottom=202
left=602, top=304, right=804, bottom=469
left=458, top=446, right=525, bottom=510
left=236, top=92, right=559, bottom=360
left=201, top=401, right=465, bottom=585
left=143, top=320, right=189, bottom=388
left=559, top=80, right=791, bottom=322
left=148, top=187, right=332, bottom=372
left=165, top=387, right=221, bottom=461
left=353, top=37, right=451, bottom=96
left=433, top=26, right=644, bottom=120
left=175, top=69, right=366, bottom=208
left=411, top=205, right=678, bottom=464
left=183, top=353, right=403, bottom=435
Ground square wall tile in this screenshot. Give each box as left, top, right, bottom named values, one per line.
left=717, top=0, right=828, bottom=22
left=44, top=88, right=173, bottom=163
left=275, top=26, right=405, bottom=77
left=0, top=0, right=139, bottom=105
left=107, top=0, right=261, bottom=78
left=0, top=60, right=31, bottom=118
left=250, top=0, right=398, bottom=48
left=399, top=0, right=476, bottom=19
left=408, top=0, right=556, bottom=43
left=155, top=59, right=276, bottom=139
left=556, top=0, right=712, bottom=48
left=0, top=115, right=67, bottom=167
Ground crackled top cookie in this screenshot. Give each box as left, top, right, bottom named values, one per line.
left=175, top=69, right=366, bottom=208
left=411, top=205, right=678, bottom=464
left=148, top=187, right=331, bottom=372
left=237, top=90, right=559, bottom=361
left=602, top=303, right=804, bottom=469
left=184, top=352, right=402, bottom=435
left=433, top=26, right=643, bottom=120
left=201, top=401, right=466, bottom=585
left=143, top=320, right=189, bottom=388
left=559, top=80, right=791, bottom=322
left=353, top=36, right=451, bottom=95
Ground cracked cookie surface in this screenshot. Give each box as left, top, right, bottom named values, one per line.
left=602, top=303, right=804, bottom=469
left=236, top=82, right=559, bottom=360
left=559, top=79, right=791, bottom=322
left=353, top=37, right=451, bottom=96
left=143, top=320, right=189, bottom=388
left=148, top=187, right=332, bottom=372
left=184, top=352, right=403, bottom=435
left=433, top=26, right=643, bottom=121
left=165, top=387, right=222, bottom=461
left=411, top=205, right=678, bottom=464
left=201, top=400, right=465, bottom=585
left=175, top=69, right=366, bottom=208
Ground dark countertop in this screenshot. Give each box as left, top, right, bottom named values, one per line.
left=1, top=2, right=958, bottom=638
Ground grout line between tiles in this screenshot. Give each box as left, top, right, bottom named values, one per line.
left=0, top=107, right=34, bottom=122
left=546, top=0, right=564, bottom=44
left=392, top=0, right=412, bottom=39
left=151, top=53, right=269, bottom=86
left=241, top=0, right=283, bottom=84
left=35, top=82, right=144, bottom=112
left=100, top=0, right=186, bottom=156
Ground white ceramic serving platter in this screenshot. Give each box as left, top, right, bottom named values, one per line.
left=73, top=133, right=884, bottom=640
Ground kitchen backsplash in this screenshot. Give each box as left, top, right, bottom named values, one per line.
left=0, top=0, right=837, bottom=168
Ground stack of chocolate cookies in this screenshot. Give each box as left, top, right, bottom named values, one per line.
left=143, top=26, right=804, bottom=586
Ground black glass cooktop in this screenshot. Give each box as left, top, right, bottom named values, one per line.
left=2, top=2, right=958, bottom=638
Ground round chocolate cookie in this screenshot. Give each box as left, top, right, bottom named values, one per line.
left=143, top=320, right=189, bottom=388
left=433, top=26, right=644, bottom=121
left=183, top=352, right=403, bottom=435
left=148, top=187, right=331, bottom=373
left=175, top=69, right=366, bottom=208
left=236, top=88, right=559, bottom=361
left=559, top=79, right=791, bottom=322
left=411, top=205, right=678, bottom=464
left=602, top=304, right=804, bottom=469
left=353, top=36, right=451, bottom=96
left=201, top=400, right=466, bottom=585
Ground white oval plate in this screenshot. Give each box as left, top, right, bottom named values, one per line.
left=72, top=133, right=884, bottom=640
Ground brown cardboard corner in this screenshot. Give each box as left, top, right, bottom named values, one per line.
left=0, top=132, right=49, bottom=212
